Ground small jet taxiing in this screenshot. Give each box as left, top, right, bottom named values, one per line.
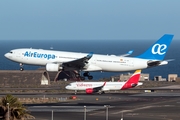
left=4, top=34, right=174, bottom=80
left=65, top=70, right=142, bottom=94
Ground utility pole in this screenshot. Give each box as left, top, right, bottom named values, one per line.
left=7, top=103, right=9, bottom=120
left=84, top=106, right=86, bottom=120
left=104, top=105, right=110, bottom=120
left=52, top=110, right=53, bottom=120
left=121, top=112, right=123, bottom=120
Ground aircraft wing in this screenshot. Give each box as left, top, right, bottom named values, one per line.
left=62, top=52, right=93, bottom=70
left=92, top=82, right=106, bottom=92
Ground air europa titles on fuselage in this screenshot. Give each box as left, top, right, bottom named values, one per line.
left=24, top=51, right=56, bottom=60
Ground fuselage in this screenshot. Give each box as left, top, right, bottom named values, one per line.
left=4, top=34, right=173, bottom=73
left=65, top=81, right=143, bottom=91
left=4, top=48, right=149, bottom=72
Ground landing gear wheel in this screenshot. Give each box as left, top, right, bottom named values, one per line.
left=98, top=91, right=105, bottom=94
left=19, top=63, right=24, bottom=71
left=80, top=76, right=85, bottom=80
left=74, top=90, right=77, bottom=95
left=20, top=63, right=23, bottom=66
left=20, top=67, right=24, bottom=71
left=83, top=72, right=89, bottom=77
left=75, top=73, right=80, bottom=78
left=88, top=76, right=93, bottom=80
left=83, top=72, right=93, bottom=80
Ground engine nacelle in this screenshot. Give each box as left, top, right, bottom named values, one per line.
left=46, top=63, right=62, bottom=72
left=86, top=88, right=93, bottom=94
left=86, top=88, right=98, bottom=94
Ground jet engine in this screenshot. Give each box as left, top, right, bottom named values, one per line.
left=85, top=88, right=99, bottom=94
left=46, top=63, right=62, bottom=72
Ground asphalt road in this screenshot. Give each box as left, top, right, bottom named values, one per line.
left=9, top=92, right=179, bottom=120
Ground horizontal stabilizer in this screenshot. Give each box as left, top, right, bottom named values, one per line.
left=147, top=60, right=170, bottom=67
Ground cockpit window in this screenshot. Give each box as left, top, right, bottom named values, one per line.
left=9, top=51, right=13, bottom=54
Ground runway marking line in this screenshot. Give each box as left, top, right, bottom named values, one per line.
left=112, top=98, right=180, bottom=115
left=112, top=106, right=154, bottom=114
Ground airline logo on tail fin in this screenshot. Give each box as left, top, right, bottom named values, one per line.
left=137, top=34, right=174, bottom=60
left=121, top=70, right=141, bottom=90
left=151, top=44, right=167, bottom=55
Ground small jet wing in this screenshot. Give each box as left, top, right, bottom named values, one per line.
left=119, top=50, right=134, bottom=57
left=93, top=82, right=106, bottom=92
left=62, top=52, right=93, bottom=70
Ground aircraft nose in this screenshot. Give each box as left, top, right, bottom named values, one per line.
left=65, top=86, right=69, bottom=89
left=4, top=53, right=11, bottom=59
left=4, top=53, right=9, bottom=58
left=65, top=86, right=71, bottom=90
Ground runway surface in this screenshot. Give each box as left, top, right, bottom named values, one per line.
left=7, top=92, right=179, bottom=120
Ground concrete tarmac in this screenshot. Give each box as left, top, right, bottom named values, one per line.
left=11, top=92, right=180, bottom=120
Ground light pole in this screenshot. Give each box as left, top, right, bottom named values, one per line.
left=104, top=105, right=110, bottom=120
left=51, top=110, right=53, bottom=120
left=7, top=103, right=9, bottom=120
left=84, top=106, right=86, bottom=120
left=121, top=112, right=123, bottom=120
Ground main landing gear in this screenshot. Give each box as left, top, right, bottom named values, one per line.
left=83, top=72, right=93, bottom=80
left=98, top=91, right=105, bottom=94
left=20, top=63, right=24, bottom=71
left=76, top=72, right=93, bottom=80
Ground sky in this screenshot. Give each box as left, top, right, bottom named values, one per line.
left=0, top=0, right=180, bottom=40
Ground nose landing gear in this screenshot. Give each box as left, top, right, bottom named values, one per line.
left=20, top=63, right=24, bottom=71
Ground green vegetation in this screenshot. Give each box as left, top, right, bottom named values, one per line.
left=0, top=94, right=35, bottom=120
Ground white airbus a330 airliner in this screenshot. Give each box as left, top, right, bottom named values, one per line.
left=65, top=70, right=142, bottom=94
left=4, top=34, right=174, bottom=80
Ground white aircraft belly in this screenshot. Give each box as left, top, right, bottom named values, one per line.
left=96, top=61, right=147, bottom=72
left=18, top=57, right=50, bottom=65
left=6, top=48, right=148, bottom=72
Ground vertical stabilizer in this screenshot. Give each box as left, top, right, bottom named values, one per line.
left=121, top=70, right=141, bottom=90
left=137, top=34, right=174, bottom=60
